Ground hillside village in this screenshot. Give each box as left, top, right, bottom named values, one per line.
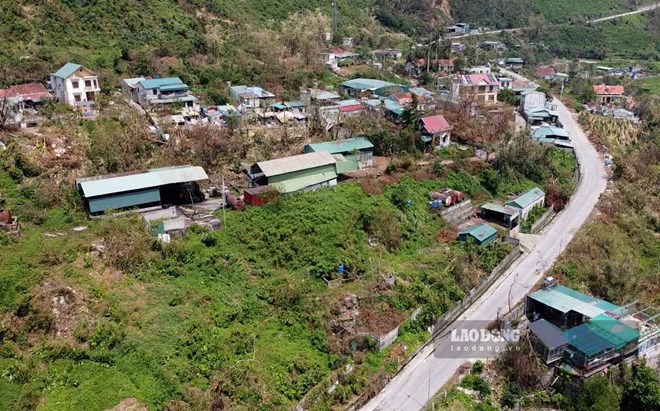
left=0, top=2, right=659, bottom=411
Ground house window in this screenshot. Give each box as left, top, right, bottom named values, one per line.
left=488, top=95, right=495, bottom=101
left=72, top=81, right=79, bottom=89
left=85, top=80, right=92, bottom=88
left=153, top=90, right=158, bottom=95
left=74, top=95, right=81, bottom=102
left=93, top=79, right=98, bottom=88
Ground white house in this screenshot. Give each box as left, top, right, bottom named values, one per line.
left=49, top=63, right=100, bottom=107
left=133, top=77, right=196, bottom=110
left=504, top=187, right=545, bottom=220
left=521, top=91, right=547, bottom=111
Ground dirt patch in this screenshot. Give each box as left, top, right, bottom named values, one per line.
left=32, top=278, right=91, bottom=341
left=104, top=398, right=148, bottom=411
left=358, top=305, right=405, bottom=337
left=436, top=227, right=457, bottom=243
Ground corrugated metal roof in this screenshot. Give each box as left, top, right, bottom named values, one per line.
left=139, top=77, right=185, bottom=90
left=564, top=324, right=616, bottom=356
left=480, top=202, right=520, bottom=216
left=52, top=63, right=82, bottom=79
left=409, top=87, right=434, bottom=97
left=121, top=77, right=146, bottom=87
left=230, top=85, right=275, bottom=99
left=421, top=115, right=452, bottom=134
left=527, top=285, right=619, bottom=318
left=533, top=127, right=570, bottom=140
left=270, top=171, right=337, bottom=193
left=460, top=224, right=497, bottom=241
left=305, top=137, right=373, bottom=154
left=257, top=152, right=336, bottom=177
left=505, top=187, right=545, bottom=210
left=341, top=78, right=396, bottom=91
left=160, top=84, right=189, bottom=92
left=529, top=319, right=569, bottom=349
left=77, top=166, right=209, bottom=198
left=589, top=315, right=639, bottom=349
left=310, top=89, right=340, bottom=100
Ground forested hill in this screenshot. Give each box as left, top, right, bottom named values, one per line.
left=0, top=0, right=642, bottom=88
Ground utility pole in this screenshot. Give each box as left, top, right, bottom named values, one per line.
left=332, top=0, right=338, bottom=34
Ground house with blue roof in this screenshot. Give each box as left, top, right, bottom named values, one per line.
left=132, top=77, right=196, bottom=110
left=458, top=224, right=498, bottom=246
left=49, top=63, right=100, bottom=107
left=504, top=187, right=545, bottom=220
left=304, top=137, right=374, bottom=170
left=340, top=78, right=398, bottom=98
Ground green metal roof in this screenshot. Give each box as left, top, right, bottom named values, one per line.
left=76, top=166, right=209, bottom=198
left=160, top=84, right=189, bottom=92
left=460, top=224, right=497, bottom=241
left=589, top=314, right=639, bottom=349
left=53, top=63, right=82, bottom=79
left=284, top=101, right=306, bottom=108
left=271, top=103, right=287, bottom=110
left=505, top=187, right=545, bottom=210
left=139, top=77, right=185, bottom=90
left=527, top=285, right=620, bottom=319
left=564, top=324, right=616, bottom=356
left=480, top=202, right=520, bottom=216
left=533, top=127, right=570, bottom=140
left=304, top=137, right=373, bottom=154
left=506, top=57, right=524, bottom=64
left=270, top=171, right=337, bottom=194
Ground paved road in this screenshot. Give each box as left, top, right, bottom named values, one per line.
left=360, top=74, right=608, bottom=411
left=449, top=4, right=659, bottom=39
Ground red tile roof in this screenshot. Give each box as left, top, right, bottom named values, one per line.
left=421, top=114, right=452, bottom=134
left=536, top=66, right=556, bottom=76
left=593, top=85, right=624, bottom=95
left=339, top=104, right=363, bottom=113
left=391, top=92, right=413, bottom=105
left=0, top=83, right=51, bottom=101
left=462, top=73, right=498, bottom=86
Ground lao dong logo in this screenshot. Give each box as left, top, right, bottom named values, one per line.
left=434, top=321, right=522, bottom=358
left=450, top=328, right=520, bottom=343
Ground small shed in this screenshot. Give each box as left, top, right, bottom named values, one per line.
left=458, top=224, right=497, bottom=246
left=528, top=319, right=569, bottom=364
left=420, top=114, right=453, bottom=148
left=304, top=137, right=374, bottom=169
left=243, top=185, right=277, bottom=207
left=480, top=202, right=520, bottom=228
left=505, top=187, right=545, bottom=220
left=245, top=152, right=338, bottom=194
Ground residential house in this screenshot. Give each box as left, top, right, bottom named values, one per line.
left=49, top=63, right=100, bottom=107
left=458, top=224, right=497, bottom=246
left=503, top=57, right=524, bottom=70
left=593, top=85, right=625, bottom=104
left=302, top=88, right=342, bottom=106
left=521, top=91, right=548, bottom=111
left=451, top=42, right=466, bottom=52
left=409, top=87, right=436, bottom=110
left=498, top=77, right=512, bottom=90
left=134, top=77, right=196, bottom=110
left=0, top=83, right=52, bottom=128
left=468, top=66, right=491, bottom=74
left=511, top=80, right=538, bottom=95
left=532, top=127, right=572, bottom=149
left=446, top=23, right=470, bottom=35
left=525, top=282, right=657, bottom=378
left=230, top=85, right=275, bottom=112
left=244, top=152, right=338, bottom=194
left=76, top=166, right=209, bottom=215
left=332, top=48, right=360, bottom=65
left=504, top=187, right=545, bottom=220
left=340, top=78, right=397, bottom=99
left=536, top=66, right=557, bottom=81
left=304, top=137, right=374, bottom=170
left=420, top=114, right=452, bottom=148
left=453, top=73, right=500, bottom=105
left=479, top=41, right=507, bottom=51
left=201, top=105, right=241, bottom=127
left=373, top=49, right=402, bottom=60
left=523, top=106, right=559, bottom=126
left=341, top=37, right=354, bottom=48
left=120, top=77, right=146, bottom=99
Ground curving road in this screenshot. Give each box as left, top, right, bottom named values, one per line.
left=360, top=72, right=608, bottom=411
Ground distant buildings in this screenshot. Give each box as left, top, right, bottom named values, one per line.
left=340, top=78, right=398, bottom=99
left=230, top=85, right=275, bottom=112
left=304, top=137, right=374, bottom=170
left=0, top=83, right=52, bottom=128
left=244, top=152, right=338, bottom=194
left=479, top=41, right=507, bottom=52
left=49, top=63, right=100, bottom=107
left=126, top=77, right=197, bottom=110
left=445, top=23, right=470, bottom=35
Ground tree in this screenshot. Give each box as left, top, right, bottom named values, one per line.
left=400, top=94, right=421, bottom=130
left=621, top=362, right=660, bottom=411
left=575, top=375, right=621, bottom=411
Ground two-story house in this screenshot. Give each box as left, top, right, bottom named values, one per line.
left=230, top=85, right=275, bottom=112
left=134, top=77, right=196, bottom=110
left=49, top=63, right=100, bottom=107
left=453, top=73, right=500, bottom=105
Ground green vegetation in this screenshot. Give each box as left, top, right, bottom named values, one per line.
left=520, top=205, right=549, bottom=233
left=530, top=0, right=628, bottom=24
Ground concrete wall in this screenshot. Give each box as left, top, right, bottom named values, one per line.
left=440, top=200, right=474, bottom=227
